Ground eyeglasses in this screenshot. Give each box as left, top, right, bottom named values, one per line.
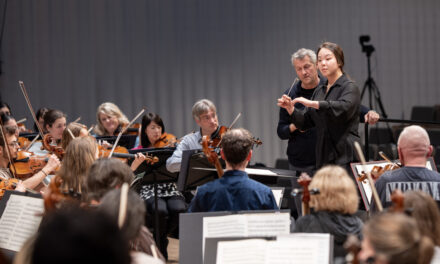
left=8, top=141, right=19, bottom=147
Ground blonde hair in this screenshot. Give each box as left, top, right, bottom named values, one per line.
left=94, top=102, right=129, bottom=136
left=364, top=212, right=434, bottom=264
left=61, top=122, right=88, bottom=149
left=57, top=136, right=98, bottom=194
left=309, top=165, right=358, bottom=214
left=404, top=191, right=440, bottom=246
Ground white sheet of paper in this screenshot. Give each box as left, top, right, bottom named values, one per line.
left=0, top=194, right=44, bottom=252
left=216, top=239, right=267, bottom=264
left=276, top=233, right=332, bottom=264
left=270, top=189, right=283, bottom=208
left=244, top=168, right=277, bottom=176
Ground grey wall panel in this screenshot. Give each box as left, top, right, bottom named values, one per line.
left=1, top=0, right=439, bottom=166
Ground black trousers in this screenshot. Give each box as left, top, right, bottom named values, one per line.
left=145, top=195, right=187, bottom=258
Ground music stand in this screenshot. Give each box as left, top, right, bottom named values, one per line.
left=177, top=149, right=225, bottom=192
left=95, top=134, right=137, bottom=149
left=129, top=147, right=178, bottom=253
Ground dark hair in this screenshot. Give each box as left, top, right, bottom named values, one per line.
left=221, top=128, right=253, bottom=167
left=0, top=113, right=14, bottom=124
left=98, top=188, right=146, bottom=241
left=0, top=101, right=11, bottom=115
left=317, top=42, right=345, bottom=73
left=140, top=113, right=165, bottom=148
left=1, top=114, right=17, bottom=135
left=43, top=109, right=66, bottom=129
left=33, top=207, right=131, bottom=264
left=34, top=107, right=49, bottom=131
left=86, top=158, right=134, bottom=202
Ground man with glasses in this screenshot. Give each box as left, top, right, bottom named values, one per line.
left=0, top=126, right=60, bottom=196
left=167, top=99, right=220, bottom=173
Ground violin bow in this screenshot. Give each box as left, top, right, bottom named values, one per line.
left=16, top=118, right=27, bottom=124
left=72, top=117, right=81, bottom=123
left=379, top=151, right=401, bottom=168
left=354, top=141, right=383, bottom=212
left=118, top=182, right=129, bottom=228
left=108, top=109, right=145, bottom=158
left=214, top=112, right=241, bottom=147
left=24, top=134, right=40, bottom=151
left=0, top=122, right=17, bottom=178
left=18, top=81, right=45, bottom=140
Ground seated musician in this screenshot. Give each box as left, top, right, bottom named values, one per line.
left=0, top=127, right=60, bottom=197
left=370, top=125, right=440, bottom=212
left=1, top=113, right=20, bottom=138
left=33, top=107, right=49, bottom=133
left=61, top=122, right=89, bottom=149
left=132, top=113, right=177, bottom=149
left=94, top=102, right=130, bottom=136
left=98, top=188, right=166, bottom=264
left=55, top=136, right=98, bottom=197
left=28, top=109, right=67, bottom=155
left=166, top=99, right=221, bottom=173
left=293, top=165, right=362, bottom=258
left=86, top=158, right=165, bottom=261
left=358, top=212, right=434, bottom=264
left=130, top=113, right=186, bottom=260
left=187, top=128, right=278, bottom=212
left=0, top=101, right=11, bottom=116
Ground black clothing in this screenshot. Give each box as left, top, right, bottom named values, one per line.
left=294, top=211, right=363, bottom=258
left=291, top=74, right=361, bottom=169
left=277, top=79, right=326, bottom=167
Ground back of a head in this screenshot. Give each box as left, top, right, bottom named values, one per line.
left=32, top=207, right=130, bottom=264
left=397, top=125, right=430, bottom=157
left=309, top=165, right=359, bottom=214
left=404, top=191, right=440, bottom=246
left=221, top=128, right=253, bottom=167
left=86, top=158, right=134, bottom=202
left=363, top=212, right=434, bottom=264
left=98, top=188, right=146, bottom=241
left=61, top=122, right=88, bottom=149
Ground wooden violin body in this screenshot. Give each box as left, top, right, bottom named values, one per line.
left=202, top=135, right=224, bottom=178
left=153, top=132, right=178, bottom=148
left=10, top=151, right=52, bottom=179
left=42, top=134, right=64, bottom=159
left=0, top=177, right=20, bottom=198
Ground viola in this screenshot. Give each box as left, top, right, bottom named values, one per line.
left=42, top=134, right=64, bottom=159
left=153, top=132, right=178, bottom=148
left=202, top=135, right=223, bottom=178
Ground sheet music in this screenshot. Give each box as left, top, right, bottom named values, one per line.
left=276, top=233, right=332, bottom=264
left=244, top=168, right=277, bottom=176
left=0, top=195, right=44, bottom=252
left=216, top=234, right=332, bottom=264
left=270, top=188, right=283, bottom=208
left=216, top=239, right=267, bottom=264
left=203, top=212, right=290, bottom=261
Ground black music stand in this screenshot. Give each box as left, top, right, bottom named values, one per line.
left=95, top=134, right=138, bottom=149
left=177, top=149, right=225, bottom=192
left=129, top=147, right=178, bottom=253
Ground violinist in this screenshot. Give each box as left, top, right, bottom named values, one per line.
left=358, top=212, right=434, bottom=264
left=1, top=113, right=20, bottom=138
left=0, top=128, right=60, bottom=195
left=33, top=107, right=49, bottom=133
left=187, top=128, right=278, bottom=212
left=55, top=136, right=99, bottom=196
left=293, top=165, right=362, bottom=258
left=166, top=99, right=221, bottom=173
left=94, top=102, right=130, bottom=136
left=0, top=101, right=11, bottom=116
left=28, top=109, right=67, bottom=155
left=370, top=125, right=440, bottom=212
left=132, top=113, right=177, bottom=150
left=61, top=122, right=89, bottom=149
left=130, top=113, right=185, bottom=260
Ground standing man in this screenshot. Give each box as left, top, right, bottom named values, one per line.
left=277, top=48, right=379, bottom=216
left=371, top=125, right=440, bottom=211
left=166, top=99, right=221, bottom=173
left=188, top=128, right=278, bottom=212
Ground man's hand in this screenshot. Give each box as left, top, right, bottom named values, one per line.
left=277, top=94, right=294, bottom=115
left=364, top=110, right=380, bottom=125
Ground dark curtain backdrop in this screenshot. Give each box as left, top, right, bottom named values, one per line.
left=1, top=0, right=439, bottom=166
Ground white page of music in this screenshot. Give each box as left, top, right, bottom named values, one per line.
left=0, top=195, right=44, bottom=252
left=276, top=233, right=332, bottom=264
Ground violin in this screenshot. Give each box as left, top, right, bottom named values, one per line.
left=42, top=134, right=64, bottom=159
left=43, top=175, right=81, bottom=211
left=0, top=177, right=21, bottom=198
left=18, top=136, right=31, bottom=149
left=153, top=132, right=178, bottom=148
left=389, top=189, right=404, bottom=213
left=201, top=135, right=224, bottom=178
left=98, top=145, right=159, bottom=164
left=298, top=174, right=312, bottom=215
left=10, top=151, right=54, bottom=179
left=358, top=162, right=400, bottom=182
left=119, top=123, right=141, bottom=136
